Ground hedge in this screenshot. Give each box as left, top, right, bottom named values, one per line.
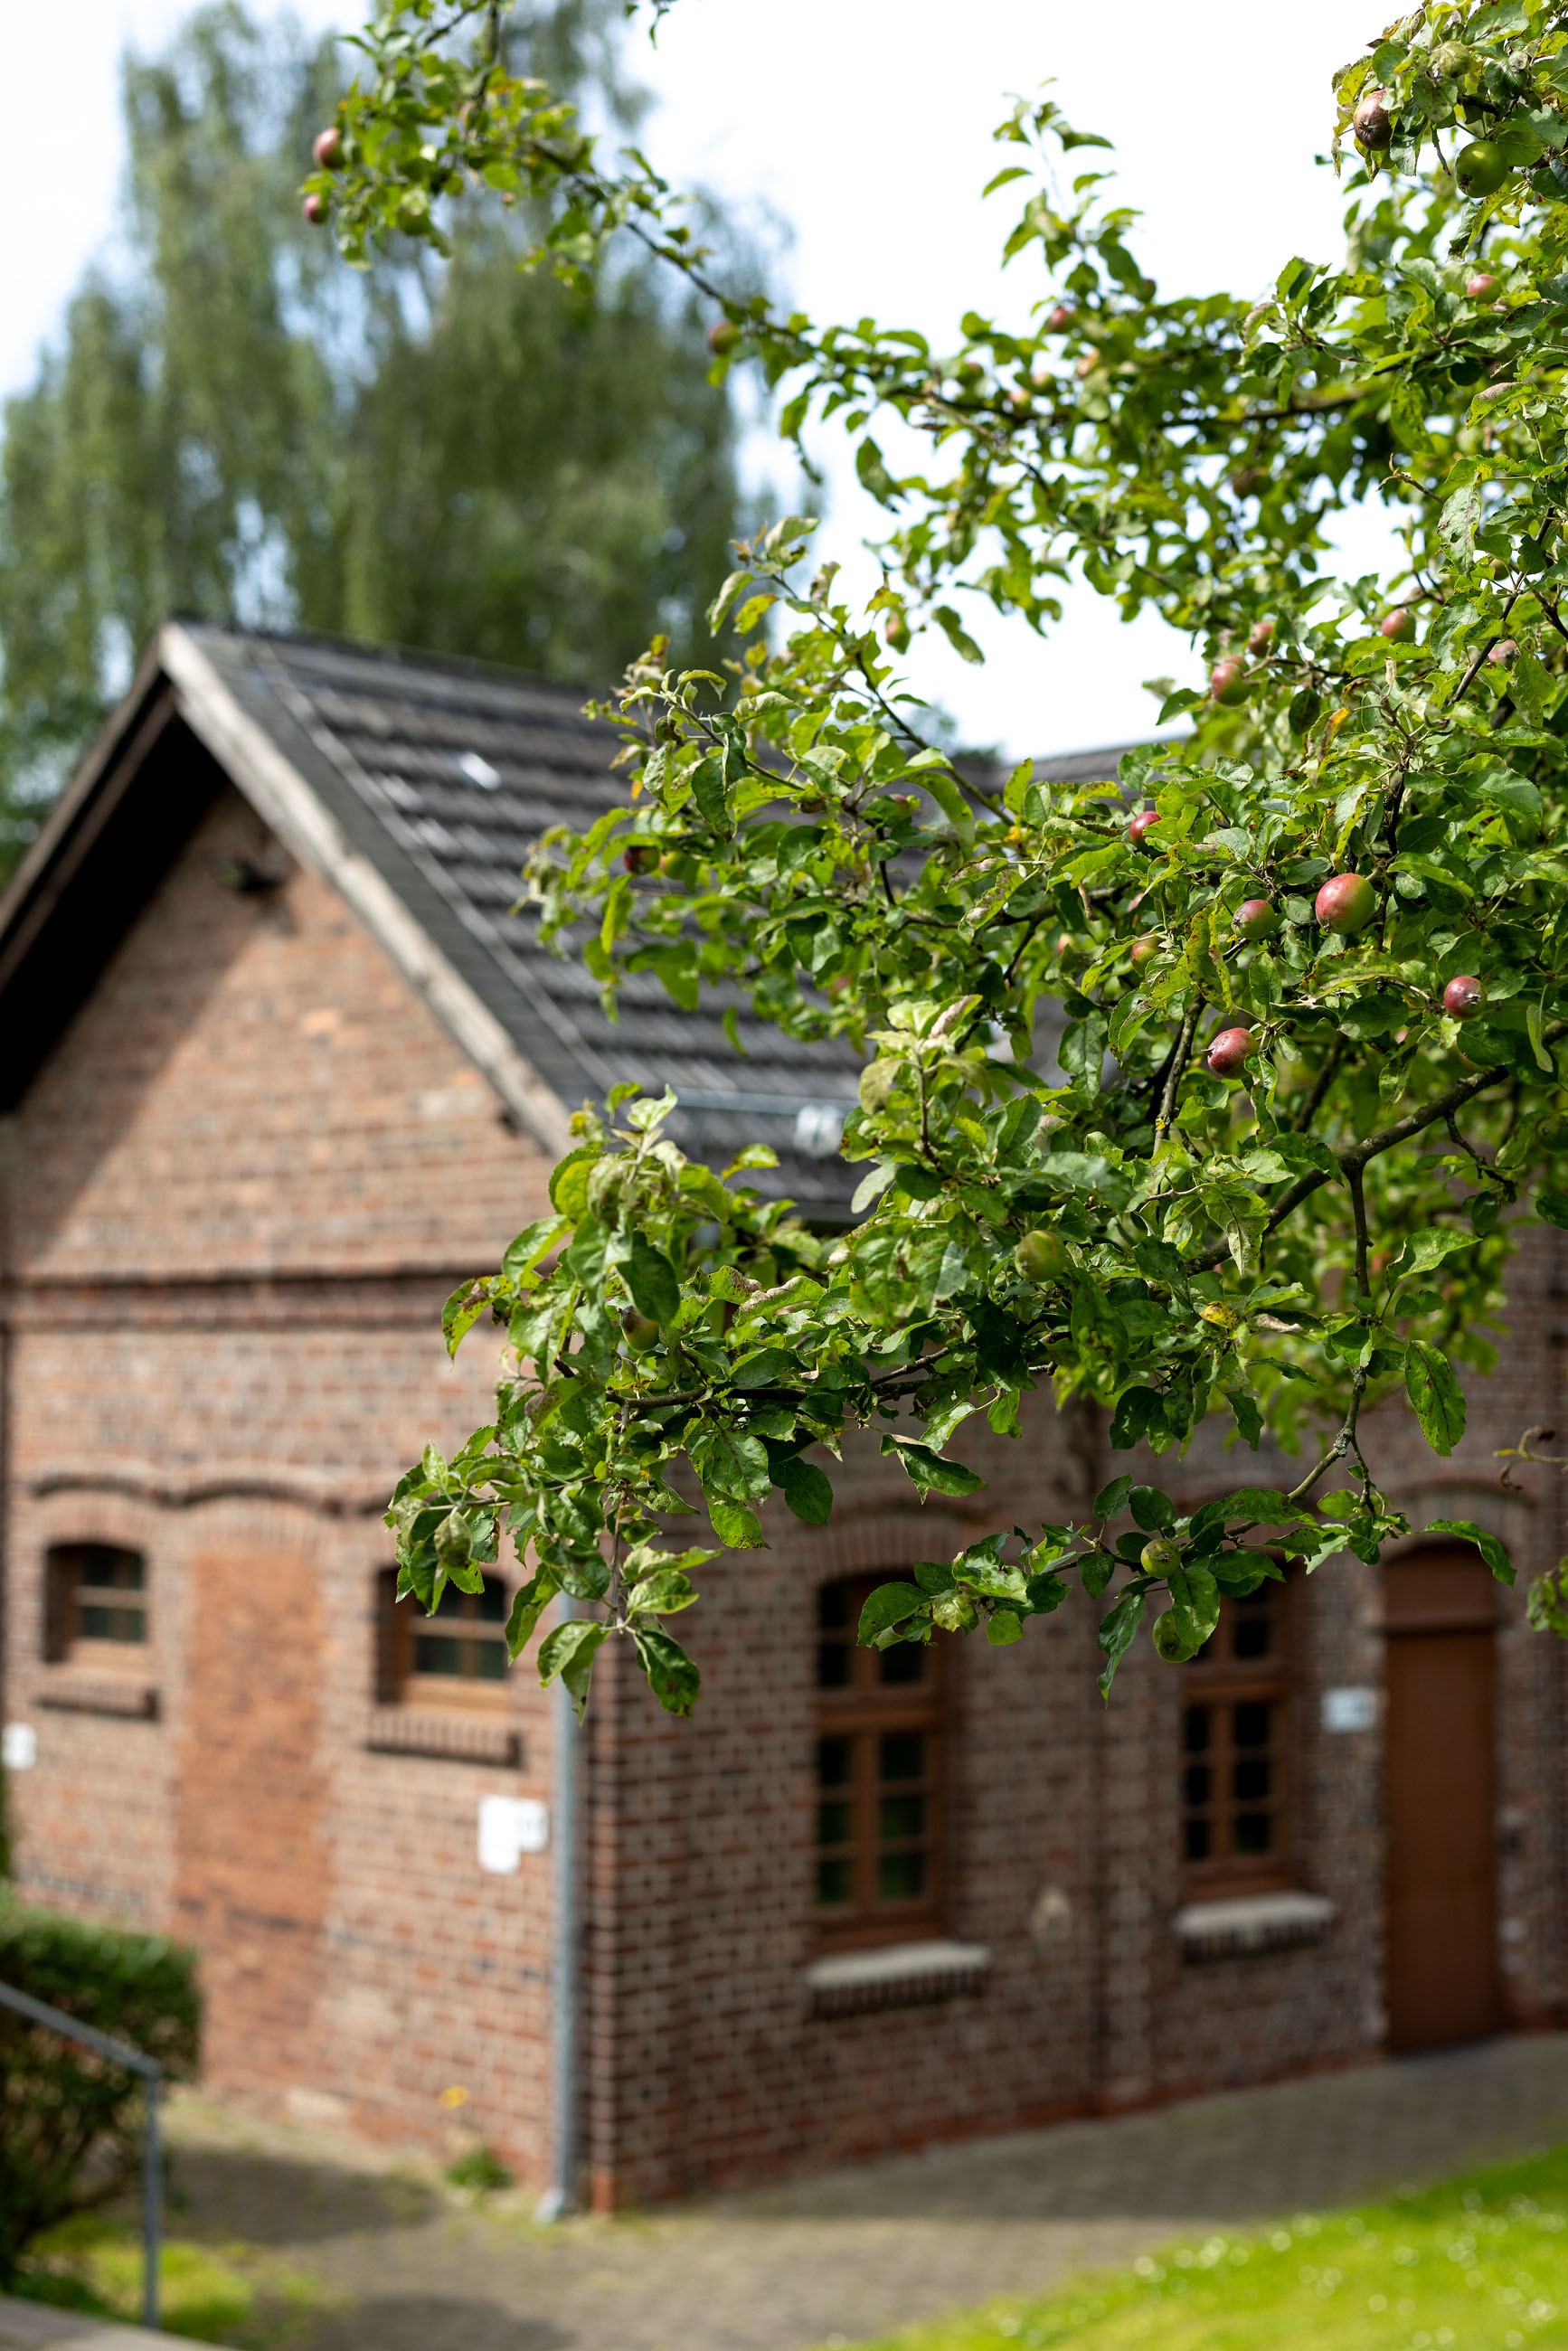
left=0, top=1900, right=200, bottom=2280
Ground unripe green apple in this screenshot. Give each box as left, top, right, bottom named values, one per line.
left=1129, top=934, right=1159, bottom=968
left=1315, top=873, right=1377, bottom=934
left=1431, top=41, right=1470, bottom=81
left=1140, top=1534, right=1183, bottom=1576
left=707, top=320, right=740, bottom=356
left=1456, top=140, right=1508, bottom=197
left=1015, top=1229, right=1071, bottom=1285
left=1210, top=656, right=1247, bottom=704
left=1228, top=466, right=1266, bottom=498
left=1234, top=898, right=1280, bottom=942
left=622, top=844, right=657, bottom=874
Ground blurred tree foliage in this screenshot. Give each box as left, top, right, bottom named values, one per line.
left=0, top=0, right=747, bottom=874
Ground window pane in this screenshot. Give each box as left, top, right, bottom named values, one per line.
left=1183, top=1704, right=1211, bottom=1753
left=80, top=1605, right=144, bottom=1644
left=880, top=1732, right=924, bottom=1782
left=817, top=1857, right=854, bottom=1906
left=817, top=1641, right=851, bottom=1689
left=1185, top=1818, right=1212, bottom=1862
left=1233, top=1757, right=1271, bottom=1802
left=1234, top=1811, right=1274, bottom=1855
left=414, top=1634, right=460, bottom=1676
left=1233, top=1612, right=1272, bottom=1659
left=817, top=1800, right=853, bottom=1847
left=475, top=1579, right=507, bottom=1622
left=1183, top=1763, right=1211, bottom=1807
left=877, top=1850, right=926, bottom=1901
left=878, top=1792, right=924, bottom=1840
left=817, top=1736, right=852, bottom=1789
left=1233, top=1700, right=1271, bottom=1748
left=818, top=1583, right=851, bottom=1629
left=93, top=1553, right=145, bottom=1591
left=878, top=1643, right=924, bottom=1686
left=472, top=1640, right=506, bottom=1681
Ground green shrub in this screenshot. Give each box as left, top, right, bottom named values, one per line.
left=0, top=1901, right=200, bottom=2281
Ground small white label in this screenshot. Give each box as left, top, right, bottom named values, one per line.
left=1322, top=1685, right=1377, bottom=1733
left=3, top=1723, right=37, bottom=1770
left=477, top=1795, right=548, bottom=1874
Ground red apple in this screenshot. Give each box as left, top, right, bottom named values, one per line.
left=1129, top=934, right=1159, bottom=968
left=1442, top=974, right=1485, bottom=1020
left=1075, top=350, right=1100, bottom=378
left=1205, top=1025, right=1254, bottom=1079
left=622, top=845, right=657, bottom=873
left=1247, top=619, right=1275, bottom=656
left=313, top=126, right=343, bottom=168
left=1488, top=638, right=1518, bottom=665
left=1380, top=606, right=1416, bottom=640
left=1466, top=272, right=1501, bottom=302
left=1234, top=898, right=1280, bottom=941
left=303, top=192, right=328, bottom=225
left=1353, top=88, right=1393, bottom=149
left=1315, top=872, right=1376, bottom=935
left=1211, top=656, right=1247, bottom=704
left=1128, top=808, right=1161, bottom=850
left=1045, top=305, right=1076, bottom=332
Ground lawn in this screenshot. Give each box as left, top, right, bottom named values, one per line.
left=834, top=2143, right=1568, bottom=2351
left=17, top=2211, right=336, bottom=2346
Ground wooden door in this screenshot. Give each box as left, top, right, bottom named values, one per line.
left=1384, top=1550, right=1500, bottom=2051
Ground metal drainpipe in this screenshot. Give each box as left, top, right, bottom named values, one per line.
left=535, top=1601, right=580, bottom=2222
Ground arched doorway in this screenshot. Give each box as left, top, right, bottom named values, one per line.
left=1384, top=1547, right=1501, bottom=2051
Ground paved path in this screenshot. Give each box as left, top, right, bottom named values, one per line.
left=140, top=2035, right=1568, bottom=2348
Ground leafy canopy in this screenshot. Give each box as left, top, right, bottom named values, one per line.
left=0, top=0, right=745, bottom=876
left=319, top=0, right=1568, bottom=1714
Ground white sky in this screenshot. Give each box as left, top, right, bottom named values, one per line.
left=2, top=0, right=1395, bottom=759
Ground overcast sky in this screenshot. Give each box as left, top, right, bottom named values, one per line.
left=3, top=0, right=1393, bottom=758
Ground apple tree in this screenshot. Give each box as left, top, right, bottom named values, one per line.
left=316, top=0, right=1568, bottom=1714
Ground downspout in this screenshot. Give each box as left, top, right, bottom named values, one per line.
left=535, top=1601, right=580, bottom=2221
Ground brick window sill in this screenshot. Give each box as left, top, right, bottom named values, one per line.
left=37, top=1674, right=159, bottom=1722
left=366, top=1706, right=521, bottom=1767
left=1176, top=1891, right=1337, bottom=1964
left=804, top=1938, right=992, bottom=2019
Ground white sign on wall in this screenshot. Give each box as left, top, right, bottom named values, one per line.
left=1322, top=1686, right=1378, bottom=1733
left=477, top=1794, right=548, bottom=1874
left=3, top=1723, right=37, bottom=1770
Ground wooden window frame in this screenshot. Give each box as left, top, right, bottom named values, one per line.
left=1178, top=1571, right=1292, bottom=1899
left=377, top=1566, right=511, bottom=1713
left=814, top=1574, right=946, bottom=1953
left=44, top=1544, right=149, bottom=1671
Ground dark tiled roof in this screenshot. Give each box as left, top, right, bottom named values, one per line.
left=181, top=628, right=1142, bottom=1211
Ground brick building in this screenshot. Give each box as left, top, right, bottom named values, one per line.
left=0, top=622, right=1563, bottom=2206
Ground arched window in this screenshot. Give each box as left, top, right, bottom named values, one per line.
left=815, top=1575, right=944, bottom=1950
left=1179, top=1574, right=1291, bottom=1893
left=45, top=1544, right=147, bottom=1666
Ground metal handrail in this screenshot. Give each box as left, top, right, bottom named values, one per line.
left=0, top=1977, right=162, bottom=2329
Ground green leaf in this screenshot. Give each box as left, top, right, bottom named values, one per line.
left=1424, top=1518, right=1515, bottom=1586
left=858, top=1581, right=928, bottom=1642
left=931, top=604, right=984, bottom=665
left=537, top=1617, right=609, bottom=1719
left=549, top=1147, right=600, bottom=1219
left=505, top=1567, right=561, bottom=1658
left=883, top=1437, right=985, bottom=1498
left=692, top=1426, right=772, bottom=1501
left=441, top=1279, right=488, bottom=1357
left=622, top=1233, right=681, bottom=1326
left=1097, top=1586, right=1146, bottom=1696
left=986, top=1609, right=1024, bottom=1646
left=1538, top=1192, right=1568, bottom=1229
left=1128, top=1485, right=1176, bottom=1533
left=1404, top=1340, right=1467, bottom=1456
left=689, top=749, right=733, bottom=835
left=1093, top=1474, right=1133, bottom=1520
left=851, top=1161, right=898, bottom=1213
left=779, top=1455, right=834, bottom=1524
left=632, top=1625, right=702, bottom=1716
left=707, top=1497, right=765, bottom=1549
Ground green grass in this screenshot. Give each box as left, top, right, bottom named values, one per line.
left=17, top=2213, right=335, bottom=2346
left=830, top=2143, right=1568, bottom=2351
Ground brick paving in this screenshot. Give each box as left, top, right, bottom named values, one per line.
left=133, top=2034, right=1568, bottom=2349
